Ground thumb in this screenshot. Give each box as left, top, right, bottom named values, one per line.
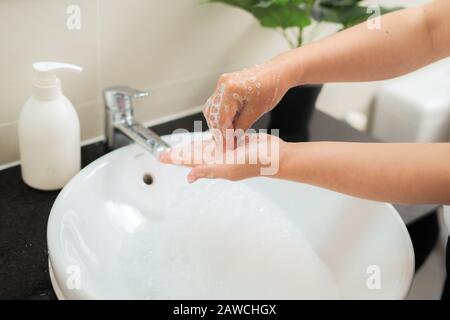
left=232, top=106, right=264, bottom=132
left=187, top=164, right=233, bottom=184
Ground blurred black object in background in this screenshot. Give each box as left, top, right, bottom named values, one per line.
left=269, top=85, right=323, bottom=142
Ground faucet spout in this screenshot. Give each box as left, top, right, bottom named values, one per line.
left=114, top=120, right=170, bottom=155
left=103, top=86, right=171, bottom=154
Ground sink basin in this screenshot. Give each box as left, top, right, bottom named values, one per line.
left=47, top=133, right=414, bottom=300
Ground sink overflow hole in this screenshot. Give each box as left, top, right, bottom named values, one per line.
left=143, top=174, right=154, bottom=185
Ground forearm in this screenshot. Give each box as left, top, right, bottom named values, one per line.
left=277, top=0, right=450, bottom=86
left=278, top=142, right=450, bottom=205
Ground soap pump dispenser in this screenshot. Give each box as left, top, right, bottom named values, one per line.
left=18, top=62, right=83, bottom=190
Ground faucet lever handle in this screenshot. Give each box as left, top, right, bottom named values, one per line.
left=103, top=86, right=149, bottom=111
left=110, top=86, right=149, bottom=99
left=132, top=89, right=149, bottom=99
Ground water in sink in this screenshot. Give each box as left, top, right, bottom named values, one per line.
left=119, top=179, right=339, bottom=300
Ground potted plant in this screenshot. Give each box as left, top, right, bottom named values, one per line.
left=205, top=0, right=399, bottom=141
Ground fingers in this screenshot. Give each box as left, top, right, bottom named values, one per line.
left=204, top=63, right=287, bottom=138
left=158, top=143, right=200, bottom=168
left=158, top=135, right=273, bottom=183
left=219, top=93, right=239, bottom=133
left=158, top=151, right=172, bottom=164
left=203, top=74, right=243, bottom=135
left=187, top=164, right=234, bottom=184
left=232, top=106, right=264, bottom=132
left=204, top=90, right=239, bottom=128
left=159, top=152, right=237, bottom=184
left=187, top=163, right=260, bottom=184
left=158, top=137, right=219, bottom=166
left=158, top=150, right=196, bottom=168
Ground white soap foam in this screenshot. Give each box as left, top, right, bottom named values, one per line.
left=119, top=180, right=339, bottom=299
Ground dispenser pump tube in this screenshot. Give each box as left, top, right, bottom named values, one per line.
left=32, top=62, right=83, bottom=101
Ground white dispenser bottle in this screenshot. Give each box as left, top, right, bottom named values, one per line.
left=18, top=62, right=83, bottom=190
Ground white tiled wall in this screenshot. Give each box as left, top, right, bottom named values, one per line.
left=0, top=0, right=432, bottom=167
left=0, top=0, right=289, bottom=167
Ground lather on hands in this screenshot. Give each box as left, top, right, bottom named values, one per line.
left=159, top=133, right=285, bottom=184
left=203, top=57, right=292, bottom=136
left=158, top=56, right=292, bottom=183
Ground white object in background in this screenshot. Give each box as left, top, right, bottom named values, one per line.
left=344, top=111, right=368, bottom=131
left=18, top=62, right=82, bottom=191
left=444, top=206, right=450, bottom=235
left=371, top=67, right=450, bottom=142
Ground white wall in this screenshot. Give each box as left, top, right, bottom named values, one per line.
left=0, top=0, right=289, bottom=166
left=0, top=0, right=433, bottom=167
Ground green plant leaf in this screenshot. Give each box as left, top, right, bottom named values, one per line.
left=205, top=0, right=403, bottom=47
left=312, top=0, right=401, bottom=28
left=317, top=0, right=360, bottom=6
left=207, top=0, right=313, bottom=29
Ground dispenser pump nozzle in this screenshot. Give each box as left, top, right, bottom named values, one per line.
left=32, top=61, right=83, bottom=101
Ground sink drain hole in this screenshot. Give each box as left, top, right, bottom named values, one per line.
left=143, top=174, right=154, bottom=185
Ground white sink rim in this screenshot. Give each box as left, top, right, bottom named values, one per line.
left=47, top=134, right=415, bottom=300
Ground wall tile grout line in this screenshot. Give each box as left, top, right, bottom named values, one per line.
left=0, top=120, right=18, bottom=129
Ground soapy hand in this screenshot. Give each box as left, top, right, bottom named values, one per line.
left=204, top=58, right=291, bottom=138
left=159, top=133, right=285, bottom=183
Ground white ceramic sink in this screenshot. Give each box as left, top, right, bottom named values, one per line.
left=47, top=133, right=414, bottom=300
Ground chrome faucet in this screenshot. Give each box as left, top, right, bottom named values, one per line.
left=103, top=86, right=170, bottom=154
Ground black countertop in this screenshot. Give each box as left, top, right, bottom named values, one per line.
left=0, top=110, right=438, bottom=300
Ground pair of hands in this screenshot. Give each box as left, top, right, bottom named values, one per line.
left=159, top=57, right=292, bottom=183
left=159, top=133, right=285, bottom=183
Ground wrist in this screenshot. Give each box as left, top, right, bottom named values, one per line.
left=276, top=142, right=312, bottom=183
left=272, top=49, right=307, bottom=89
left=275, top=141, right=295, bottom=180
